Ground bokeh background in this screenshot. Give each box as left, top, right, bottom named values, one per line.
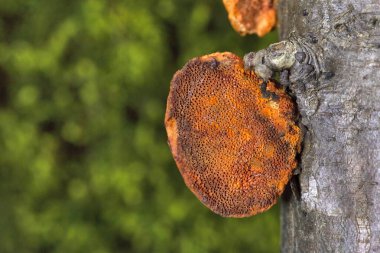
left=0, top=0, right=279, bottom=252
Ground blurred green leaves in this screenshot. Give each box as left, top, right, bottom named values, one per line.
left=0, top=0, right=279, bottom=252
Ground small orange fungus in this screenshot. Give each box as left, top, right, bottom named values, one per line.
left=223, top=0, right=276, bottom=37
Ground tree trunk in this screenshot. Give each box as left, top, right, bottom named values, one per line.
left=277, top=1, right=380, bottom=252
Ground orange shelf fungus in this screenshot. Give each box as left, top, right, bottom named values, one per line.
left=223, top=0, right=276, bottom=37
left=165, top=52, right=301, bottom=217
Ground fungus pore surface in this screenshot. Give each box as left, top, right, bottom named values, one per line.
left=223, top=0, right=276, bottom=37
left=165, top=52, right=301, bottom=217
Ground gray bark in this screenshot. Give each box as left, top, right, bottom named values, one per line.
left=276, top=1, right=380, bottom=252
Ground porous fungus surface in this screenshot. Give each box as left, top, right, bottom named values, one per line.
left=223, top=0, right=276, bottom=37
left=165, top=52, right=301, bottom=217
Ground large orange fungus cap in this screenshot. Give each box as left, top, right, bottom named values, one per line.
left=165, top=52, right=301, bottom=217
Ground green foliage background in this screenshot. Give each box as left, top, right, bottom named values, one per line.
left=0, top=0, right=279, bottom=252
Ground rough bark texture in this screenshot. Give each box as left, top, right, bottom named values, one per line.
left=277, top=1, right=380, bottom=252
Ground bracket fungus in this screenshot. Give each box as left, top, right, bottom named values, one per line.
left=223, top=0, right=276, bottom=37
left=165, top=52, right=301, bottom=217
